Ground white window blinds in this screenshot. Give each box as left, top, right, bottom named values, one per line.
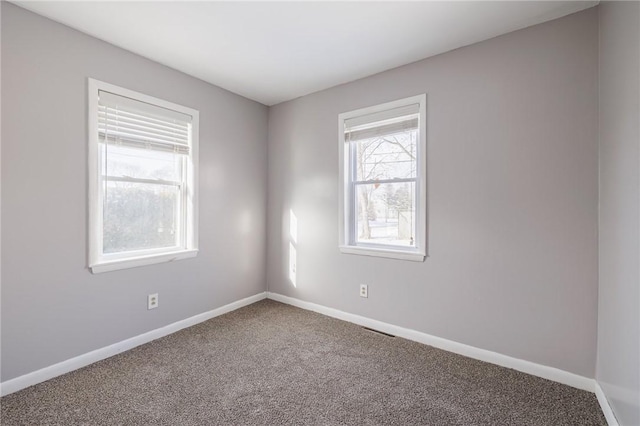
left=98, top=90, right=192, bottom=154
left=344, top=103, right=419, bottom=142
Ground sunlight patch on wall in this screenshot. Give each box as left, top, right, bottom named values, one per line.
left=289, top=242, right=297, bottom=287
left=289, top=209, right=298, bottom=243
left=288, top=209, right=298, bottom=287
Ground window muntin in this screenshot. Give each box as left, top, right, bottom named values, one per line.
left=89, top=79, right=198, bottom=273
left=339, top=95, right=426, bottom=261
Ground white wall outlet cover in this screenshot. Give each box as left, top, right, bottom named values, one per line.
left=360, top=284, right=368, bottom=298
left=148, top=293, right=159, bottom=310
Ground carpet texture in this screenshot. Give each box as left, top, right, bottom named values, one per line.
left=1, top=300, right=606, bottom=425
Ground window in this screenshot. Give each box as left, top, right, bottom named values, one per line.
left=88, top=79, right=198, bottom=273
left=339, top=95, right=426, bottom=261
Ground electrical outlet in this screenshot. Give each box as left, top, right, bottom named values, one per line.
left=360, top=284, right=368, bottom=298
left=148, top=293, right=159, bottom=310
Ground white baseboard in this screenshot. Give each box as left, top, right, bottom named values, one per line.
left=1, top=290, right=603, bottom=408
left=0, top=292, right=267, bottom=397
left=595, top=382, right=620, bottom=426
left=266, top=292, right=595, bottom=393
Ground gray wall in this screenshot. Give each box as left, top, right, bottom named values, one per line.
left=267, top=9, right=599, bottom=377
left=597, top=2, right=640, bottom=424
left=1, top=3, right=268, bottom=381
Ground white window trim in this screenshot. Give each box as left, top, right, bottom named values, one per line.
left=338, top=94, right=427, bottom=262
left=88, top=78, right=199, bottom=273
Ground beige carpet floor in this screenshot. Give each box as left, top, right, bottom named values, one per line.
left=1, top=299, right=606, bottom=425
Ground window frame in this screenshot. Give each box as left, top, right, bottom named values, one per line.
left=88, top=78, right=199, bottom=273
left=338, top=94, right=427, bottom=262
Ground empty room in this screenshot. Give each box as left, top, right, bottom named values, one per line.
left=1, top=1, right=638, bottom=425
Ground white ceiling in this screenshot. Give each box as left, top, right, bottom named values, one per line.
left=14, top=1, right=598, bottom=106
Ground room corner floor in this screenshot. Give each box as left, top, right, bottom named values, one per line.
left=1, top=300, right=606, bottom=425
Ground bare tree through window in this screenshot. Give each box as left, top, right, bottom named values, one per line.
left=353, top=129, right=417, bottom=246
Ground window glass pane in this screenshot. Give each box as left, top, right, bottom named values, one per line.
left=103, top=181, right=179, bottom=254
left=355, top=129, right=417, bottom=181
left=101, top=144, right=182, bottom=182
left=355, top=182, right=416, bottom=247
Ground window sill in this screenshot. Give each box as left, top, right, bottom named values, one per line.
left=339, top=245, right=425, bottom=262
left=90, top=249, right=198, bottom=274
